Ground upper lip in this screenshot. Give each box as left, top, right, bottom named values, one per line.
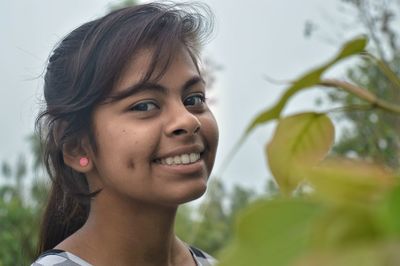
left=155, top=144, right=205, bottom=160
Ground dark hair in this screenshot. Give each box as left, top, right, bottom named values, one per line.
left=35, top=2, right=213, bottom=254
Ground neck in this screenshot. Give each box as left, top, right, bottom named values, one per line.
left=58, top=191, right=192, bottom=266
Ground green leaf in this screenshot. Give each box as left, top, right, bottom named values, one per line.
left=218, top=199, right=322, bottom=266
left=266, top=112, right=334, bottom=195
left=245, top=36, right=367, bottom=135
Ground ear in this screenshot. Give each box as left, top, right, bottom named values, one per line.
left=63, top=137, right=94, bottom=173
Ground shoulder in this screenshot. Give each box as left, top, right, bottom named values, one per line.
left=31, top=249, right=92, bottom=266
left=189, top=246, right=218, bottom=266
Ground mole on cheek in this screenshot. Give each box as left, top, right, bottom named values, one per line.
left=128, top=160, right=135, bottom=169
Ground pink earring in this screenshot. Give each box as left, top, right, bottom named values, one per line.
left=79, top=157, right=89, bottom=167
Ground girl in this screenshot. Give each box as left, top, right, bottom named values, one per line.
left=31, top=2, right=219, bottom=266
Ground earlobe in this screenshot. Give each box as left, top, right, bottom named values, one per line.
left=63, top=137, right=93, bottom=173
left=79, top=157, right=89, bottom=167
left=63, top=153, right=93, bottom=173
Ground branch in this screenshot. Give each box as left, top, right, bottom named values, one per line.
left=319, top=79, right=400, bottom=114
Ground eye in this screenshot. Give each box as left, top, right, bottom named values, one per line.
left=184, top=94, right=205, bottom=107
left=130, top=101, right=158, bottom=112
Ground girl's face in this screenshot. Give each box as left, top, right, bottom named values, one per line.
left=87, top=48, right=219, bottom=207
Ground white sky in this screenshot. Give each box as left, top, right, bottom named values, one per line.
left=0, top=0, right=361, bottom=195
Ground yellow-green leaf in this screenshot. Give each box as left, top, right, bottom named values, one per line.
left=304, top=158, right=395, bottom=204
left=310, top=206, right=382, bottom=250
left=266, top=112, right=334, bottom=195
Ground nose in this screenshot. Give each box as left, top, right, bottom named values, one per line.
left=165, top=105, right=201, bottom=137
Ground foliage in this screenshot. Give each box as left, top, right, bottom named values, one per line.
left=176, top=179, right=256, bottom=256
left=0, top=138, right=48, bottom=266
left=218, top=37, right=400, bottom=265
left=310, top=0, right=400, bottom=170
left=328, top=53, right=400, bottom=169
left=108, top=0, right=138, bottom=11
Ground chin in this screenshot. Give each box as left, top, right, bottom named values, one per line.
left=167, top=182, right=208, bottom=206
left=184, top=185, right=207, bottom=202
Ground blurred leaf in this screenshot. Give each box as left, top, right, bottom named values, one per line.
left=266, top=112, right=334, bottom=195
left=293, top=242, right=400, bottom=266
left=218, top=199, right=322, bottom=266
left=377, top=184, right=400, bottom=236
left=245, top=36, right=367, bottom=135
left=304, top=158, right=395, bottom=204
left=310, top=206, right=382, bottom=249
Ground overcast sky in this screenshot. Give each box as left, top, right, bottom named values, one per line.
left=1, top=0, right=360, bottom=195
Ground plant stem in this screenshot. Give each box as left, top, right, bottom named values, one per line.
left=319, top=79, right=400, bottom=114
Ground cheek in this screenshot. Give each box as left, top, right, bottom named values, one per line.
left=92, top=123, right=162, bottom=182
left=205, top=112, right=219, bottom=147
left=116, top=125, right=163, bottom=164
left=202, top=113, right=219, bottom=165
left=126, top=126, right=162, bottom=159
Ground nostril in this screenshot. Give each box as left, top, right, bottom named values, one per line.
left=172, top=129, right=187, bottom=136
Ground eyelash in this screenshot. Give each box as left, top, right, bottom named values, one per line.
left=129, top=93, right=206, bottom=113
left=184, top=93, right=206, bottom=107
left=130, top=101, right=159, bottom=112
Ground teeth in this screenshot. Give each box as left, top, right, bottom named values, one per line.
left=159, top=153, right=201, bottom=165
left=190, top=153, right=198, bottom=162
left=166, top=157, right=174, bottom=165
left=174, top=155, right=181, bottom=164
left=181, top=154, right=190, bottom=164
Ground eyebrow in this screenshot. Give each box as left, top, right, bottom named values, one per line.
left=106, top=76, right=205, bottom=103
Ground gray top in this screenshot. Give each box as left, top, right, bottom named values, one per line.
left=31, top=246, right=217, bottom=266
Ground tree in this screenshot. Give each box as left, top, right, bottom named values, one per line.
left=0, top=136, right=47, bottom=266
left=328, top=54, right=400, bottom=168
left=174, top=179, right=256, bottom=257
left=189, top=179, right=229, bottom=255
left=311, top=0, right=400, bottom=169
left=108, top=0, right=138, bottom=11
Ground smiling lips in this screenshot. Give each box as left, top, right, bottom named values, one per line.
left=155, top=153, right=201, bottom=165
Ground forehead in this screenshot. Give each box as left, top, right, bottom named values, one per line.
left=114, top=47, right=199, bottom=93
